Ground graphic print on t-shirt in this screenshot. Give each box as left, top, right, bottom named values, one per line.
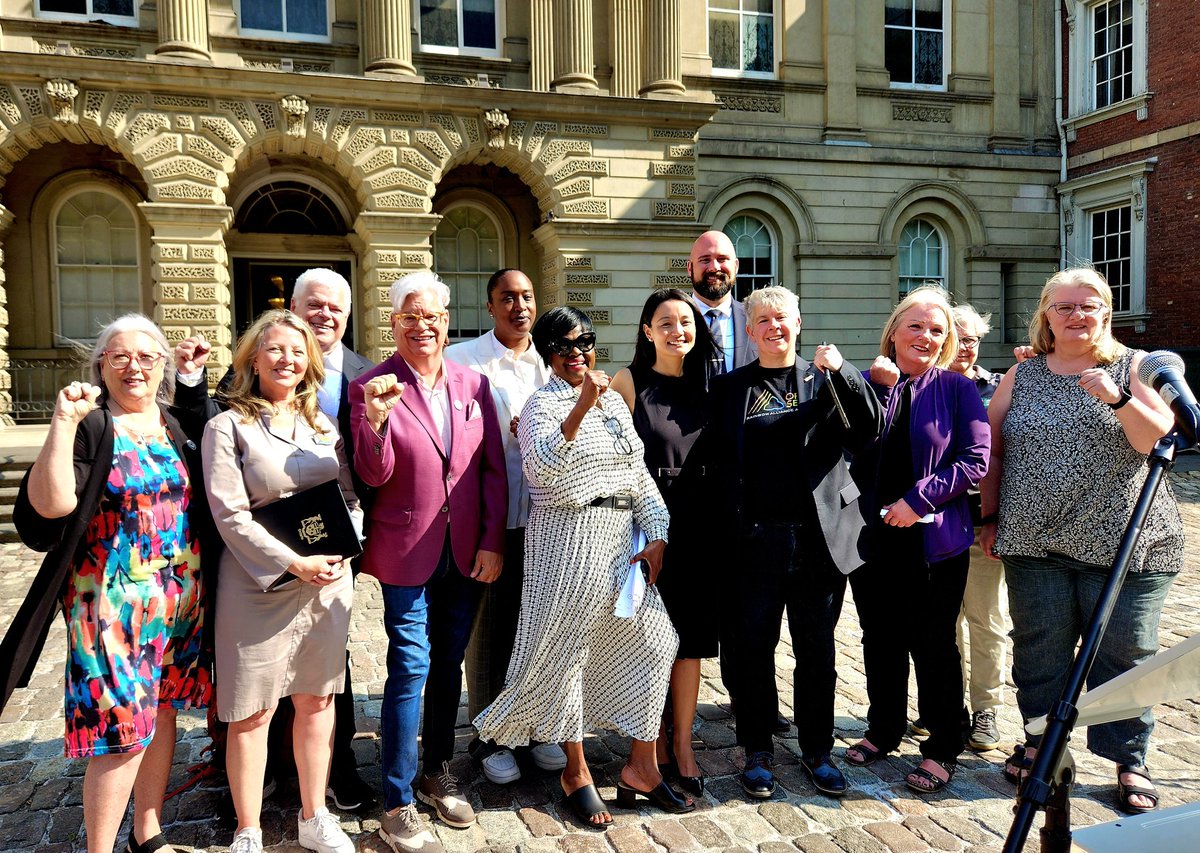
left=746, top=386, right=799, bottom=420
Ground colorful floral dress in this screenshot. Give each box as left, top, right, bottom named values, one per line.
left=63, top=420, right=210, bottom=757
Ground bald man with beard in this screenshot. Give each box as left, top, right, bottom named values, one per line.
left=688, top=230, right=759, bottom=377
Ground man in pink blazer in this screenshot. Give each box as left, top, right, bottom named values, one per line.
left=351, top=271, right=506, bottom=853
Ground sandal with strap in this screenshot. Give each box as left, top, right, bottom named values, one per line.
left=1003, top=744, right=1034, bottom=786
left=562, top=782, right=611, bottom=829
left=845, top=740, right=884, bottom=767
left=906, top=759, right=956, bottom=795
left=1116, top=764, right=1159, bottom=814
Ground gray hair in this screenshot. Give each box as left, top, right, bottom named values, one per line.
left=389, top=271, right=451, bottom=312
left=744, top=286, right=799, bottom=322
left=293, top=267, right=352, bottom=308
left=953, top=303, right=992, bottom=338
left=89, top=313, right=176, bottom=404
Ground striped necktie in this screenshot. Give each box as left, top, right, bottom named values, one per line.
left=706, top=309, right=726, bottom=376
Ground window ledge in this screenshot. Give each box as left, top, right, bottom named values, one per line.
left=1064, top=93, right=1151, bottom=138
left=1112, top=311, right=1150, bottom=334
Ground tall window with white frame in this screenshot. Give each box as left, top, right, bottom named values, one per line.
left=885, top=0, right=946, bottom=88
left=1090, top=204, right=1132, bottom=312
left=898, top=219, right=945, bottom=296
left=723, top=214, right=774, bottom=301
left=1092, top=0, right=1133, bottom=109
left=54, top=190, right=141, bottom=342
left=239, top=0, right=329, bottom=40
left=708, top=1, right=774, bottom=76
left=419, top=0, right=499, bottom=53
left=434, top=204, right=502, bottom=340
left=37, top=0, right=136, bottom=24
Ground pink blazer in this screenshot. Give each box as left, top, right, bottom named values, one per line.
left=350, top=355, right=508, bottom=586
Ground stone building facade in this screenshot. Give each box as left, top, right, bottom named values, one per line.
left=0, top=1, right=1061, bottom=425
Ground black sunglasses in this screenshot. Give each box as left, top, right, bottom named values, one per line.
left=549, top=332, right=597, bottom=357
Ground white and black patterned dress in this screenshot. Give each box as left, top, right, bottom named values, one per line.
left=473, top=375, right=678, bottom=745
left=994, top=351, right=1184, bottom=573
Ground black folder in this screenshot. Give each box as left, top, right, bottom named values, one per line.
left=252, top=478, right=363, bottom=562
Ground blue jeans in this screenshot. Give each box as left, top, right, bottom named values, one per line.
left=379, top=548, right=482, bottom=809
left=1003, top=553, right=1175, bottom=767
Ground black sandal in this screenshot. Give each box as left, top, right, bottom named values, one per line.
left=845, top=740, right=883, bottom=767
left=1116, top=764, right=1159, bottom=814
left=906, top=759, right=956, bottom=795
left=1003, top=744, right=1034, bottom=786
left=125, top=833, right=172, bottom=853
left=562, top=782, right=611, bottom=829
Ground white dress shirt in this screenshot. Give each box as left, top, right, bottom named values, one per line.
left=404, top=360, right=452, bottom=453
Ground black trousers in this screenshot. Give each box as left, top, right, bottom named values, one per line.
left=732, top=521, right=847, bottom=758
left=848, top=546, right=970, bottom=764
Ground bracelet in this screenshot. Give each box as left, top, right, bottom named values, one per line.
left=1109, top=385, right=1132, bottom=410
left=979, top=513, right=998, bottom=525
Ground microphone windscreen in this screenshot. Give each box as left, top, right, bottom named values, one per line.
left=1137, top=350, right=1186, bottom=386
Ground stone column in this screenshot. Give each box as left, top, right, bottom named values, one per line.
left=989, top=0, right=1023, bottom=149
left=821, top=0, right=864, bottom=143
left=640, top=0, right=684, bottom=97
left=353, top=212, right=442, bottom=360
left=610, top=0, right=641, bottom=98
left=137, top=203, right=235, bottom=375
left=364, top=0, right=417, bottom=77
left=153, top=0, right=211, bottom=63
left=531, top=0, right=554, bottom=91
left=0, top=205, right=14, bottom=427
left=552, top=0, right=598, bottom=91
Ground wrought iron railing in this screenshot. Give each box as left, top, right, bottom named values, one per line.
left=6, top=357, right=88, bottom=423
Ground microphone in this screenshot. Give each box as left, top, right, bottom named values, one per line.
left=1137, top=350, right=1200, bottom=445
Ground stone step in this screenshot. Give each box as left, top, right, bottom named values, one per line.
left=0, top=521, right=19, bottom=545
left=0, top=485, right=15, bottom=506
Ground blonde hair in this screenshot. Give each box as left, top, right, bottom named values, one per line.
left=879, top=285, right=958, bottom=370
left=89, top=313, right=175, bottom=404
left=222, top=309, right=328, bottom=431
left=953, top=303, right=992, bottom=338
left=1028, top=267, right=1125, bottom=364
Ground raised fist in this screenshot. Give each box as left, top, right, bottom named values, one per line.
left=870, top=356, right=901, bottom=388
left=364, top=373, right=404, bottom=430
left=174, top=335, right=211, bottom=374
left=54, top=381, right=101, bottom=424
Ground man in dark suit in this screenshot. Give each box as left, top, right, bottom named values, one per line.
left=676, top=286, right=882, bottom=801
left=688, top=230, right=759, bottom=376
left=174, top=267, right=377, bottom=811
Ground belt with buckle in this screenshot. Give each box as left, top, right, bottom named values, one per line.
left=590, top=495, right=633, bottom=511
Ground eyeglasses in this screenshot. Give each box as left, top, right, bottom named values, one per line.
left=603, top=412, right=635, bottom=456
left=1048, top=302, right=1105, bottom=317
left=104, top=350, right=165, bottom=371
left=548, top=332, right=597, bottom=357
left=958, top=336, right=981, bottom=350
left=394, top=311, right=448, bottom=329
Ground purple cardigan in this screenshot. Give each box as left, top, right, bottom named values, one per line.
left=868, top=367, right=991, bottom=563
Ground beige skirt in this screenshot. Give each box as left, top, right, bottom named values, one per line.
left=214, top=550, right=353, bottom=722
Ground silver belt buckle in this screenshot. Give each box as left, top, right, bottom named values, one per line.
left=614, top=495, right=633, bottom=511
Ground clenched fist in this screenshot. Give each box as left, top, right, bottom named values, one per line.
left=364, top=373, right=405, bottom=431
left=174, top=335, right=211, bottom=374
left=870, top=356, right=901, bottom=388
left=54, top=381, right=101, bottom=425
left=579, top=369, right=610, bottom=409
left=813, top=343, right=844, bottom=374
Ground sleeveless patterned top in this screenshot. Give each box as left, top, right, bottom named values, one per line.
left=994, top=351, right=1183, bottom=574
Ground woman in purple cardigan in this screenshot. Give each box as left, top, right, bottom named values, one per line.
left=844, top=286, right=990, bottom=795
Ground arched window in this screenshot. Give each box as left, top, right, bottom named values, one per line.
left=898, top=218, right=945, bottom=295
left=723, top=213, right=775, bottom=301
left=235, top=180, right=348, bottom=234
left=53, top=189, right=142, bottom=341
left=434, top=204, right=502, bottom=339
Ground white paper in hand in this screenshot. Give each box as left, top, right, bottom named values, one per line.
left=615, top=526, right=648, bottom=618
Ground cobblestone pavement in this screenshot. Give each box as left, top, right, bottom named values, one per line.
left=4, top=473, right=1200, bottom=852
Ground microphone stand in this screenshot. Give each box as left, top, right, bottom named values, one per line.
left=1003, top=431, right=1190, bottom=852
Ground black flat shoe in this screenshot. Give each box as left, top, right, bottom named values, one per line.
left=615, top=780, right=695, bottom=814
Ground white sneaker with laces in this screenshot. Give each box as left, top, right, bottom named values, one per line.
left=229, top=826, right=263, bottom=853
left=481, top=748, right=522, bottom=784
left=530, top=742, right=568, bottom=771
left=297, top=806, right=354, bottom=853
left=379, top=803, right=444, bottom=852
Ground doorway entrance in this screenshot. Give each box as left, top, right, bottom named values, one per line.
left=231, top=258, right=356, bottom=349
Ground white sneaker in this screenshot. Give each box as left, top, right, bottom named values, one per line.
left=530, top=742, right=568, bottom=771
left=297, top=806, right=354, bottom=853
left=229, top=826, right=263, bottom=853
left=379, top=803, right=444, bottom=853
left=481, top=748, right=522, bottom=784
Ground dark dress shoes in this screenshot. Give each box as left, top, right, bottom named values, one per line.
left=740, top=751, right=777, bottom=799
left=801, top=753, right=847, bottom=797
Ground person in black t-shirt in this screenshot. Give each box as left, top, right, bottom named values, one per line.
left=674, top=286, right=883, bottom=801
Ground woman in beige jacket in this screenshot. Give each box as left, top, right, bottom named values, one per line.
left=203, top=310, right=361, bottom=853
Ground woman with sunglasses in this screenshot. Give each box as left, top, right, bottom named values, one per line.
left=8, top=314, right=216, bottom=853
left=980, top=268, right=1182, bottom=813
left=475, top=306, right=693, bottom=828
left=609, top=289, right=717, bottom=797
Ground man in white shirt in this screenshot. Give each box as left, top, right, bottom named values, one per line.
left=445, top=268, right=568, bottom=784
left=174, top=268, right=377, bottom=813
left=688, top=230, right=759, bottom=376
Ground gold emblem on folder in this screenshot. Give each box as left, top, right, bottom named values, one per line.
left=298, top=515, right=328, bottom=545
